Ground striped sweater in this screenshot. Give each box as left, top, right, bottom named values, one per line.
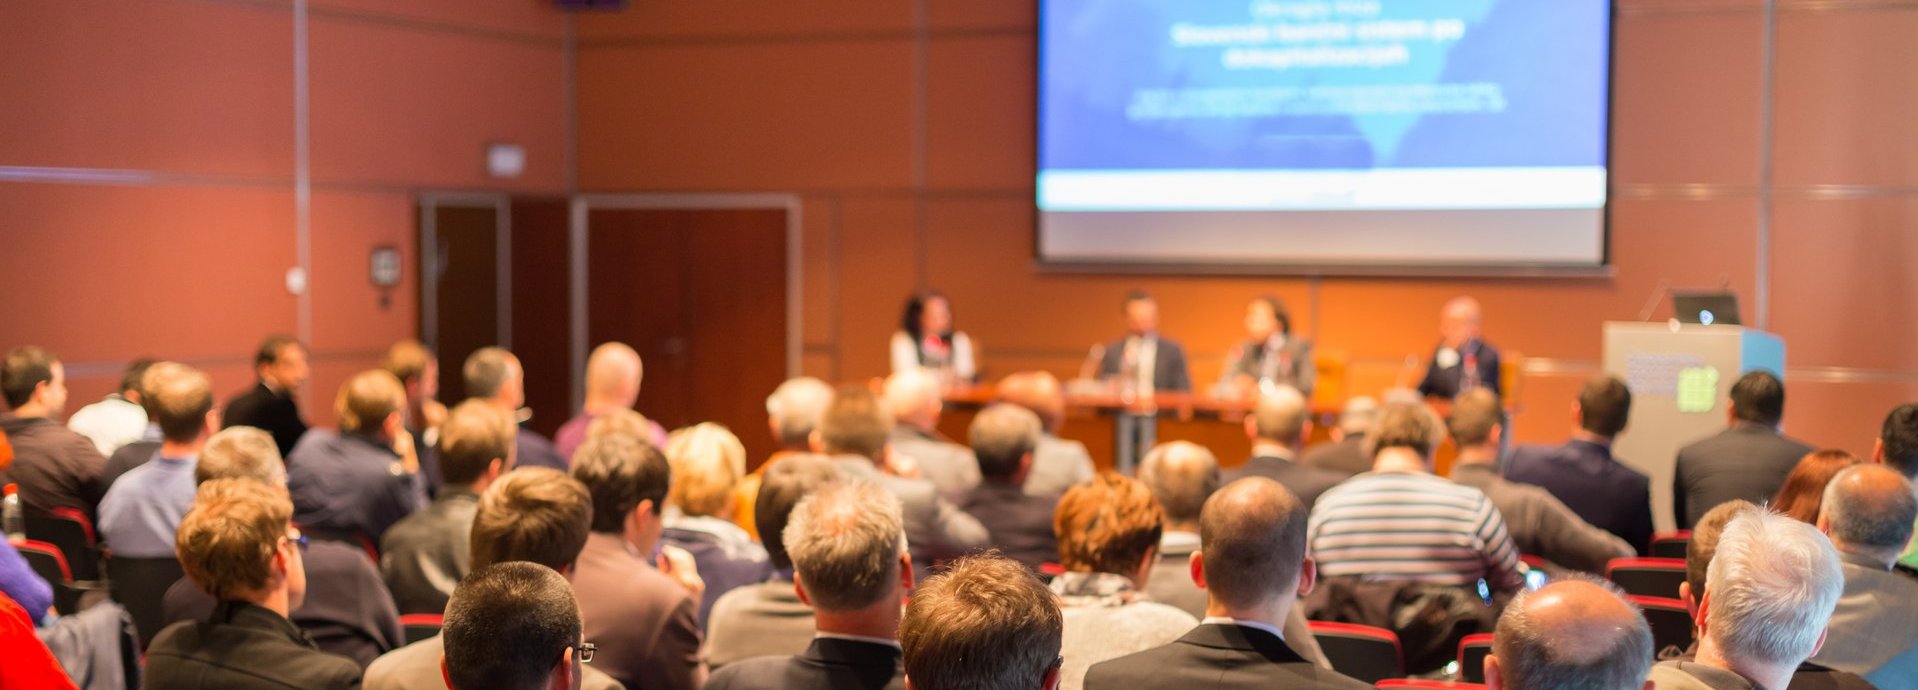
left=1307, top=470, right=1526, bottom=593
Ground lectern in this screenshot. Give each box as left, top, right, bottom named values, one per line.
left=1601, top=322, right=1785, bottom=532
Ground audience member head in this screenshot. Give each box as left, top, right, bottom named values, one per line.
left=1138, top=441, right=1220, bottom=531
left=901, top=554, right=1064, bottom=690
left=1697, top=511, right=1844, bottom=688
left=1487, top=576, right=1653, bottom=690
left=334, top=369, right=408, bottom=439
left=816, top=386, right=893, bottom=462
left=175, top=479, right=304, bottom=612
left=441, top=562, right=583, bottom=690
left=1055, top=473, right=1164, bottom=584
left=583, top=408, right=654, bottom=447
left=1, top=345, right=66, bottom=415
left=571, top=432, right=671, bottom=551
left=145, top=362, right=216, bottom=446
left=1246, top=385, right=1310, bottom=447
left=1874, top=403, right=1918, bottom=478
left=117, top=358, right=157, bottom=404
left=381, top=340, right=439, bottom=406
left=439, top=400, right=516, bottom=491
left=664, top=422, right=746, bottom=519
left=1683, top=499, right=1758, bottom=607
left=1122, top=290, right=1159, bottom=337
left=884, top=368, right=944, bottom=431
left=1575, top=375, right=1632, bottom=439
left=1335, top=395, right=1378, bottom=438
left=254, top=334, right=309, bottom=392
left=1439, top=296, right=1483, bottom=348
left=766, top=377, right=835, bottom=451
left=1446, top=388, right=1503, bottom=456
left=1771, top=450, right=1862, bottom=524
left=463, top=347, right=525, bottom=410
left=755, top=454, right=841, bottom=572
left=784, top=481, right=910, bottom=616
left=1818, top=464, right=1918, bottom=566
left=470, top=467, right=593, bottom=572
left=584, top=342, right=643, bottom=410
left=1364, top=401, right=1447, bottom=469
left=1729, top=369, right=1786, bottom=428
left=1196, top=478, right=1311, bottom=618
left=1244, top=295, right=1292, bottom=340
left=996, top=371, right=1067, bottom=435
left=901, top=291, right=954, bottom=341
left=197, top=427, right=287, bottom=487
left=970, top=403, right=1041, bottom=485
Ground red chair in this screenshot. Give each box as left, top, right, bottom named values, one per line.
left=1650, top=531, right=1692, bottom=559
left=1376, top=681, right=1487, bottom=689
left=15, top=539, right=81, bottom=615
left=1629, top=596, right=1696, bottom=658
left=1456, top=633, right=1495, bottom=684
left=25, top=508, right=102, bottom=583
left=401, top=613, right=444, bottom=645
left=1310, top=621, right=1404, bottom=684
left=1605, top=557, right=1687, bottom=598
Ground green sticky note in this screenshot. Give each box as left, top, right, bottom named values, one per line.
left=1677, top=366, right=1720, bottom=413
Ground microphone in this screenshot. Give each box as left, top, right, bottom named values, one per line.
left=1636, top=277, right=1671, bottom=321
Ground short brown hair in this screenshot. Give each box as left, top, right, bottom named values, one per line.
left=1687, top=499, right=1758, bottom=597
left=1365, top=401, right=1447, bottom=460
left=463, top=347, right=518, bottom=400
left=1200, top=478, right=1308, bottom=609
left=1055, top=473, right=1164, bottom=575
left=784, top=480, right=904, bottom=611
left=176, top=479, right=293, bottom=600
left=254, top=335, right=303, bottom=368
left=901, top=554, right=1063, bottom=690
left=664, top=423, right=746, bottom=518
left=818, top=386, right=892, bottom=461
left=197, top=427, right=286, bottom=486
left=146, top=362, right=214, bottom=444
left=969, top=404, right=1041, bottom=480
left=1137, top=441, right=1220, bottom=524
left=584, top=408, right=656, bottom=447
left=438, top=400, right=516, bottom=486
left=1446, top=388, right=1503, bottom=447
left=381, top=340, right=436, bottom=385
left=1, top=346, right=57, bottom=409
left=470, top=468, right=593, bottom=571
left=335, top=369, right=406, bottom=433
left=571, top=432, right=671, bottom=533
left=1578, top=375, right=1632, bottom=438
left=756, top=454, right=842, bottom=571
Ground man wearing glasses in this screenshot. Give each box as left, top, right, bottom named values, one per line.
left=441, top=562, right=596, bottom=690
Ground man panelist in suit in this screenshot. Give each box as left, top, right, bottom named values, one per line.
left=1097, top=291, right=1192, bottom=394
left=1672, top=369, right=1813, bottom=529
left=1417, top=297, right=1501, bottom=399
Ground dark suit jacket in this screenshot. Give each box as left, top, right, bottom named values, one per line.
left=102, top=439, right=161, bottom=492
left=1223, top=336, right=1316, bottom=395
left=1300, top=434, right=1371, bottom=478
left=1505, top=439, right=1654, bottom=555
left=145, top=600, right=362, bottom=690
left=1084, top=623, right=1369, bottom=690
left=1417, top=340, right=1502, bottom=399
left=1227, top=452, right=1345, bottom=509
left=707, top=637, right=907, bottom=690
left=960, top=482, right=1060, bottom=570
left=222, top=382, right=309, bottom=460
left=1673, top=423, right=1814, bottom=528
left=377, top=487, right=478, bottom=615
left=163, top=540, right=403, bottom=669
left=1097, top=336, right=1193, bottom=392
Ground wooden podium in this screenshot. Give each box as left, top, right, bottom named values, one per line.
left=1601, top=322, right=1786, bottom=532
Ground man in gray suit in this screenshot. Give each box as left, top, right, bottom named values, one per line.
left=996, top=371, right=1095, bottom=498
left=1226, top=386, right=1345, bottom=509
left=1095, top=291, right=1192, bottom=392
left=1811, top=465, right=1918, bottom=687
left=818, top=386, right=987, bottom=574
left=1300, top=397, right=1376, bottom=478
left=883, top=368, right=978, bottom=503
left=1672, top=370, right=1814, bottom=528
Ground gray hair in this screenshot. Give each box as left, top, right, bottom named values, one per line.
left=1705, top=510, right=1844, bottom=668
left=1821, top=464, right=1917, bottom=555
left=1251, top=385, right=1309, bottom=443
left=783, top=480, right=906, bottom=611
left=462, top=347, right=519, bottom=400
left=766, top=377, right=834, bottom=447
left=1493, top=574, right=1653, bottom=690
left=1139, top=441, right=1221, bottom=524
left=969, top=404, right=1041, bottom=480
left=196, top=426, right=287, bottom=487
left=882, top=368, right=941, bottom=420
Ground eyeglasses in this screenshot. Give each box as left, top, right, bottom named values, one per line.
left=576, top=642, right=596, bottom=664
left=282, top=529, right=309, bottom=552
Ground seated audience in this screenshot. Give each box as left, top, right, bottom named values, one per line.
left=883, top=368, right=979, bottom=502
left=1138, top=441, right=1221, bottom=618
left=817, top=386, right=986, bottom=574
left=459, top=347, right=566, bottom=478
left=365, top=467, right=619, bottom=690
left=98, top=362, right=215, bottom=558
left=285, top=369, right=425, bottom=546
left=1086, top=477, right=1365, bottom=690
left=1650, top=510, right=1866, bottom=690
left=901, top=554, right=1064, bottom=690
left=707, top=480, right=913, bottom=690
left=163, top=426, right=404, bottom=668
left=1300, top=396, right=1377, bottom=478
left=379, top=400, right=515, bottom=615
left=1, top=345, right=108, bottom=520
left=0, top=591, right=76, bottom=690
left=995, top=371, right=1096, bottom=498
left=145, top=479, right=361, bottom=689
left=1672, top=370, right=1813, bottom=529
left=1446, top=389, right=1632, bottom=573
left=661, top=422, right=772, bottom=628
left=1810, top=465, right=1918, bottom=685
left=1228, top=386, right=1344, bottom=508
left=439, top=562, right=589, bottom=690
left=704, top=454, right=841, bottom=668
left=555, top=342, right=667, bottom=462
left=1051, top=473, right=1197, bottom=690
left=1873, top=404, right=1918, bottom=569
left=1416, top=296, right=1502, bottom=399
left=220, top=334, right=310, bottom=458
left=959, top=403, right=1060, bottom=570
left=734, top=376, right=835, bottom=540
left=1219, top=295, right=1315, bottom=396
left=1504, top=375, right=1653, bottom=554
left=101, top=363, right=166, bottom=490
left=569, top=431, right=706, bottom=690
left=66, top=358, right=153, bottom=456
left=891, top=290, right=976, bottom=385
left=1772, top=449, right=1862, bottom=524
left=1485, top=576, right=1653, bottom=690
left=380, top=340, right=447, bottom=469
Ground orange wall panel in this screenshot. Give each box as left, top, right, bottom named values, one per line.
left=833, top=198, right=920, bottom=382
left=1769, top=197, right=1918, bottom=371
left=307, top=190, right=420, bottom=355
left=1772, top=9, right=1918, bottom=188
left=311, top=0, right=565, bottom=39
left=1610, top=11, right=1765, bottom=187
left=576, top=1, right=911, bottom=42
left=925, top=36, right=1034, bottom=190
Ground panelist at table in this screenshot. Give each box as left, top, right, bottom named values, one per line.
left=1218, top=296, right=1314, bottom=397
left=1417, top=296, right=1502, bottom=399
left=1096, top=291, right=1192, bottom=393
left=889, top=291, right=976, bottom=385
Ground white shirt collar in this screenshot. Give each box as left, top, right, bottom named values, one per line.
left=1201, top=616, right=1286, bottom=641
left=815, top=632, right=902, bottom=650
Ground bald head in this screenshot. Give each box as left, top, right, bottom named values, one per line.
left=1249, top=386, right=1309, bottom=445
left=1820, top=464, right=1917, bottom=563
left=996, top=371, right=1066, bottom=433
left=1198, top=478, right=1308, bottom=610
left=1139, top=441, right=1221, bottom=526
left=584, top=342, right=642, bottom=408
left=883, top=368, right=942, bottom=430
left=1441, top=296, right=1484, bottom=348
left=1491, top=577, right=1652, bottom=690
left=767, top=377, right=834, bottom=449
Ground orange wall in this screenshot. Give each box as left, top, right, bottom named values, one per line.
left=0, top=0, right=569, bottom=424
left=575, top=1, right=1918, bottom=454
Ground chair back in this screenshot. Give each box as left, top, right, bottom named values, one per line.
left=1606, top=557, right=1687, bottom=598
left=16, top=539, right=82, bottom=615
left=1310, top=621, right=1405, bottom=684
left=25, top=509, right=102, bottom=582
left=1456, top=633, right=1495, bottom=683
left=106, top=556, right=186, bottom=648
left=1629, top=595, right=1697, bottom=659
left=401, top=613, right=444, bottom=646
left=1650, top=531, right=1692, bottom=559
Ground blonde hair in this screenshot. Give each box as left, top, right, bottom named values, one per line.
left=335, top=369, right=406, bottom=433
left=176, top=479, right=292, bottom=600
left=665, top=422, right=747, bottom=517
